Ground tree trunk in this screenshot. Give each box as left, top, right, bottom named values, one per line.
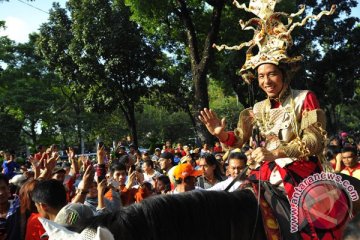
left=73, top=102, right=83, bottom=153
left=177, top=0, right=225, bottom=145
left=31, top=120, right=37, bottom=146
left=193, top=72, right=215, bottom=145
left=128, top=108, right=138, bottom=147
left=119, top=103, right=138, bottom=146
left=76, top=124, right=82, bottom=150
left=325, top=105, right=338, bottom=135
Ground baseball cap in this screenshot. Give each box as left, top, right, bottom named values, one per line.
left=160, top=152, right=174, bottom=160
left=52, top=166, right=66, bottom=175
left=118, top=145, right=126, bottom=150
left=340, top=132, right=348, bottom=138
left=180, top=155, right=192, bottom=164
left=129, top=143, right=138, bottom=149
left=61, top=162, right=71, bottom=169
left=9, top=174, right=27, bottom=187
left=215, top=153, right=223, bottom=158
left=173, top=163, right=202, bottom=180
left=54, top=203, right=94, bottom=227
left=155, top=147, right=161, bottom=151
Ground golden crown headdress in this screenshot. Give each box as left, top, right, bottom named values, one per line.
left=214, top=0, right=336, bottom=84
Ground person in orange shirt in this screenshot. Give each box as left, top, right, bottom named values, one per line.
left=104, top=164, right=151, bottom=206
left=340, top=146, right=360, bottom=179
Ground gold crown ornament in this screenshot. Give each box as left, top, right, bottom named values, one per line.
left=213, top=0, right=336, bottom=84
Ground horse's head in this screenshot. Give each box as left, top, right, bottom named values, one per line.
left=39, top=218, right=115, bottom=240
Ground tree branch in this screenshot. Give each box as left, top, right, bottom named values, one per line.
left=176, top=0, right=200, bottom=66
left=198, top=2, right=224, bottom=72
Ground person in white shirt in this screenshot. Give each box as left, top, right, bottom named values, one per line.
left=208, top=152, right=247, bottom=192
left=170, top=163, right=202, bottom=194
left=142, top=160, right=161, bottom=187
left=151, top=148, right=161, bottom=162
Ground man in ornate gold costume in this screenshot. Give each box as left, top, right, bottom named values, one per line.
left=199, top=1, right=349, bottom=239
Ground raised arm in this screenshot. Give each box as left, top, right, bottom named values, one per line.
left=199, top=108, right=254, bottom=150
left=72, top=165, right=94, bottom=204
left=67, top=147, right=79, bottom=176
left=198, top=108, right=228, bottom=142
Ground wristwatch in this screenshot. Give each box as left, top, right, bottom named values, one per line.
left=78, top=189, right=89, bottom=195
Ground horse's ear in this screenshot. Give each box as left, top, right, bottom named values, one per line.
left=38, top=217, right=80, bottom=240
left=94, top=226, right=115, bottom=240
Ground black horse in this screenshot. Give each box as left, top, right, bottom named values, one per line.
left=41, top=174, right=360, bottom=240
left=76, top=189, right=266, bottom=240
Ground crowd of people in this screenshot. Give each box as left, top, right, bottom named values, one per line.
left=0, top=140, right=227, bottom=239
left=0, top=133, right=358, bottom=240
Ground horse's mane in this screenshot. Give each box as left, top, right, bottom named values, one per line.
left=80, top=190, right=265, bottom=240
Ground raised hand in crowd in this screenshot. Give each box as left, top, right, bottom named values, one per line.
left=28, top=155, right=42, bottom=179
left=97, top=143, right=106, bottom=165
left=51, top=150, right=59, bottom=159
left=334, top=153, right=342, bottom=173
left=79, top=155, right=91, bottom=172
left=39, top=153, right=59, bottom=179
left=45, top=146, right=52, bottom=156
left=72, top=165, right=94, bottom=204
left=97, top=179, right=107, bottom=210
left=198, top=108, right=228, bottom=142
left=66, top=147, right=76, bottom=161
left=66, top=147, right=79, bottom=175
left=126, top=171, right=137, bottom=190
left=83, top=165, right=95, bottom=192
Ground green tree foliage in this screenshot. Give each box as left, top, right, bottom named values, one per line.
left=0, top=21, right=14, bottom=72
left=37, top=0, right=162, bottom=146
left=292, top=0, right=360, bottom=133
left=125, top=0, right=228, bottom=144
left=208, top=79, right=244, bottom=131
left=1, top=1, right=359, bottom=150
left=0, top=22, right=30, bottom=150
left=123, top=0, right=360, bottom=142
left=136, top=104, right=195, bottom=148
left=337, top=79, right=360, bottom=131
left=0, top=33, right=62, bottom=147
left=211, top=0, right=360, bottom=133
left=0, top=112, right=22, bottom=151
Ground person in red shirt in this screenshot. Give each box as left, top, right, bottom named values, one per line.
left=25, top=212, right=46, bottom=240
left=19, top=179, right=46, bottom=240
left=33, top=145, right=48, bottom=170
left=162, top=141, right=175, bottom=155
left=212, top=141, right=222, bottom=154
left=175, top=143, right=186, bottom=157
left=33, top=145, right=46, bottom=158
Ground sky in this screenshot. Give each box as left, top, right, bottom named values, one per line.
left=0, top=0, right=360, bottom=43
left=0, top=0, right=67, bottom=43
